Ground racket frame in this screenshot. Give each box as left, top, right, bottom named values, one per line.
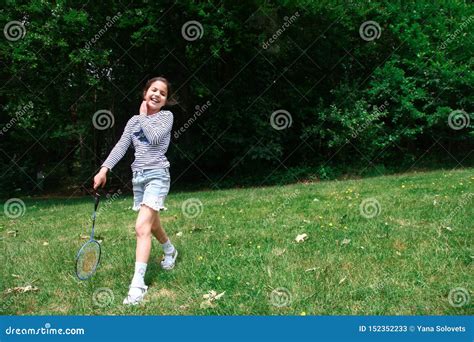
left=75, top=193, right=102, bottom=280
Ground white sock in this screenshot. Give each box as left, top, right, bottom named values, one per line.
left=131, top=262, right=147, bottom=287
left=161, top=239, right=175, bottom=254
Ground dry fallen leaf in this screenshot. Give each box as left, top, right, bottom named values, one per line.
left=42, top=241, right=49, bottom=246
left=214, top=292, right=225, bottom=300
left=203, top=290, right=225, bottom=300
left=12, top=274, right=21, bottom=278
left=7, top=230, right=18, bottom=237
left=176, top=232, right=183, bottom=237
left=5, top=285, right=39, bottom=294
left=305, top=267, right=317, bottom=272
left=338, top=277, right=347, bottom=285
left=295, top=233, right=308, bottom=243
left=201, top=290, right=225, bottom=309
left=203, top=290, right=217, bottom=299
left=341, top=238, right=351, bottom=246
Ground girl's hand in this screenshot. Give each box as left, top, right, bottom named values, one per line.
left=139, top=100, right=147, bottom=115
left=93, top=167, right=108, bottom=190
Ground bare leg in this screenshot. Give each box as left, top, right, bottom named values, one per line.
left=134, top=205, right=156, bottom=263
left=151, top=211, right=169, bottom=244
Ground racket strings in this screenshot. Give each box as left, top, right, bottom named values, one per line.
left=76, top=241, right=100, bottom=279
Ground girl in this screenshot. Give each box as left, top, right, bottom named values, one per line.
left=93, top=77, right=178, bottom=305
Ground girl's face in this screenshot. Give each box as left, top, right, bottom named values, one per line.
left=144, top=80, right=168, bottom=113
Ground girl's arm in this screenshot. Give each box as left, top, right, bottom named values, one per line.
left=137, top=111, right=174, bottom=145
left=101, top=118, right=134, bottom=171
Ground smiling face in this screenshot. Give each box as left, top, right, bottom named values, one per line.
left=143, top=80, right=168, bottom=114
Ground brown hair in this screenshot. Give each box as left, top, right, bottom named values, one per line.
left=142, top=76, right=178, bottom=106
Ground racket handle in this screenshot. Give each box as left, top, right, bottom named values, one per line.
left=94, top=192, right=100, bottom=211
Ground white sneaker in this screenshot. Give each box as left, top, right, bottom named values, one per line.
left=160, top=248, right=178, bottom=270
left=123, top=285, right=148, bottom=305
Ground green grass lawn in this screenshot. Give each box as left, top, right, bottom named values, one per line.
left=1, top=168, right=473, bottom=315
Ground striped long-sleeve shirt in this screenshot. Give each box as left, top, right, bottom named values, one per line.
left=102, top=110, right=173, bottom=172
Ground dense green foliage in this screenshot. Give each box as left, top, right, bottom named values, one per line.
left=1, top=0, right=472, bottom=195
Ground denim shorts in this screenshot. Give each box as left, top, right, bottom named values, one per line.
left=132, top=168, right=170, bottom=212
